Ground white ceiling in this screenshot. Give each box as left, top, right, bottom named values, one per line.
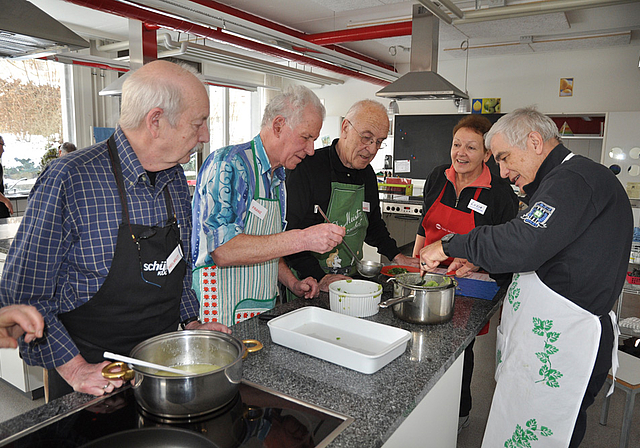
left=26, top=0, right=640, bottom=83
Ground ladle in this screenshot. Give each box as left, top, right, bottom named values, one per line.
left=103, top=351, right=187, bottom=375
left=314, top=204, right=382, bottom=278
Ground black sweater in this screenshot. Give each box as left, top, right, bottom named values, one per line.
left=285, top=140, right=400, bottom=281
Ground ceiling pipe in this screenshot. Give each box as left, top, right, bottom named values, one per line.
left=184, top=0, right=394, bottom=71
left=416, top=0, right=453, bottom=24
left=304, top=22, right=412, bottom=46
left=303, top=0, right=637, bottom=44
left=63, top=0, right=390, bottom=86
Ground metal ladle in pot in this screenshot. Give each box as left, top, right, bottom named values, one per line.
left=314, top=204, right=382, bottom=278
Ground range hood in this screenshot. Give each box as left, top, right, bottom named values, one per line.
left=377, top=5, right=468, bottom=101
left=0, top=0, right=89, bottom=59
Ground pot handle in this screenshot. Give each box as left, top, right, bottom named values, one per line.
left=242, top=339, right=263, bottom=360
left=102, top=361, right=135, bottom=382
left=379, top=293, right=415, bottom=309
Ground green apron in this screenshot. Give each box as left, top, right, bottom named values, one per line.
left=314, top=163, right=369, bottom=277
left=193, top=142, right=281, bottom=326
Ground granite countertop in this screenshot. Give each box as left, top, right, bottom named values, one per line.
left=0, top=278, right=504, bottom=447
left=0, top=217, right=21, bottom=254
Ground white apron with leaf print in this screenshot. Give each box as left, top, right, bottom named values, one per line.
left=481, top=272, right=600, bottom=448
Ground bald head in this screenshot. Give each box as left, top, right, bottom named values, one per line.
left=337, top=99, right=389, bottom=170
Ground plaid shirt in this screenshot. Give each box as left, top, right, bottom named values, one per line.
left=0, top=128, right=198, bottom=369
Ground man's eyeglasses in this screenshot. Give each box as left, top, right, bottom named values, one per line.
left=346, top=119, right=386, bottom=149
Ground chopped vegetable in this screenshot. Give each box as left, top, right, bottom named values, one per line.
left=424, top=280, right=439, bottom=287
left=388, top=267, right=408, bottom=275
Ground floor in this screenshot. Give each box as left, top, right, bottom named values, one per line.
left=0, top=300, right=638, bottom=448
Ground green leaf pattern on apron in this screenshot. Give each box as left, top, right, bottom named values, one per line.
left=507, top=273, right=521, bottom=311
left=532, top=317, right=563, bottom=388
left=504, top=419, right=553, bottom=447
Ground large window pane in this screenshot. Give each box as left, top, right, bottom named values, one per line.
left=0, top=59, right=63, bottom=195
left=208, top=86, right=225, bottom=150
left=229, top=89, right=252, bottom=145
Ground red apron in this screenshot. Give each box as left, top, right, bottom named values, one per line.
left=421, top=181, right=489, bottom=335
left=421, top=183, right=481, bottom=254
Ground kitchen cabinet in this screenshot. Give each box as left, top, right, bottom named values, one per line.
left=0, top=348, right=44, bottom=399
left=8, top=195, right=28, bottom=217
left=549, top=114, right=605, bottom=163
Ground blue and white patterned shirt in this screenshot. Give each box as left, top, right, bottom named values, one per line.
left=0, top=127, right=198, bottom=369
left=192, top=135, right=287, bottom=268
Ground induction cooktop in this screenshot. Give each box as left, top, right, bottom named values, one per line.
left=1, top=381, right=353, bottom=448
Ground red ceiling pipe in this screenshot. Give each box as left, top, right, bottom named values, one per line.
left=305, top=22, right=412, bottom=45
left=184, top=0, right=395, bottom=71
left=64, top=0, right=390, bottom=86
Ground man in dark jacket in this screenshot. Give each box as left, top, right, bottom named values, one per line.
left=285, top=100, right=418, bottom=292
left=420, top=107, right=632, bottom=447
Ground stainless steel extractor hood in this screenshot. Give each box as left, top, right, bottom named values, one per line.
left=0, top=0, right=89, bottom=59
left=377, top=5, right=468, bottom=101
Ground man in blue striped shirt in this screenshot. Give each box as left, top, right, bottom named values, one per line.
left=0, top=60, right=229, bottom=400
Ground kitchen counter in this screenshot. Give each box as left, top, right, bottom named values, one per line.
left=0, top=278, right=504, bottom=447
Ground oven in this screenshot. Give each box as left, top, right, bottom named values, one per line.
left=379, top=195, right=424, bottom=250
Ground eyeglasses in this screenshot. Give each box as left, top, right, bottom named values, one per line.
left=346, top=120, right=386, bottom=149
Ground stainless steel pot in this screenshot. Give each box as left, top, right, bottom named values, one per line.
left=102, top=331, right=262, bottom=418
left=379, top=272, right=457, bottom=324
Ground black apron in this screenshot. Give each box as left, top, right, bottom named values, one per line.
left=49, top=136, right=186, bottom=399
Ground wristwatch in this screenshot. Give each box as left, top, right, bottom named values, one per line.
left=180, top=316, right=200, bottom=330
left=440, top=233, right=455, bottom=257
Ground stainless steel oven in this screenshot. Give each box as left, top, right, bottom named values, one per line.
left=380, top=196, right=423, bottom=251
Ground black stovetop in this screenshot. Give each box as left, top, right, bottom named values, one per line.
left=5, top=382, right=350, bottom=448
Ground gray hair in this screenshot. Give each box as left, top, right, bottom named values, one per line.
left=485, top=106, right=562, bottom=151
left=261, top=85, right=325, bottom=129
left=119, top=61, right=206, bottom=130
left=60, top=142, right=76, bottom=154
left=344, top=99, right=388, bottom=123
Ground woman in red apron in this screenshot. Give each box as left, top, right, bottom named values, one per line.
left=412, top=115, right=519, bottom=431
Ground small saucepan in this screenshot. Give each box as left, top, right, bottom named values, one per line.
left=379, top=272, right=457, bottom=324
left=102, top=330, right=262, bottom=418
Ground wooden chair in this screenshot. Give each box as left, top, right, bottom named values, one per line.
left=599, top=350, right=640, bottom=448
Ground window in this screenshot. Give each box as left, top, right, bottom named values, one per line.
left=229, top=89, right=252, bottom=145
left=0, top=59, right=65, bottom=196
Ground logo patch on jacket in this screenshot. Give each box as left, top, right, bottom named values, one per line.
left=521, top=201, right=555, bottom=228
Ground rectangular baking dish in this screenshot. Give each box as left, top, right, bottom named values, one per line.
left=267, top=307, right=411, bottom=374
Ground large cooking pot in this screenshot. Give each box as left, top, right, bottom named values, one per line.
left=102, top=331, right=262, bottom=418
left=379, top=272, right=457, bottom=324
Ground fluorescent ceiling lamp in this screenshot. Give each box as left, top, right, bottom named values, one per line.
left=159, top=38, right=344, bottom=86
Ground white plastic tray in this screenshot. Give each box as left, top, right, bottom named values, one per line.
left=267, top=307, right=411, bottom=374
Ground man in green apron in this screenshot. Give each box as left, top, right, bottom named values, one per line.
left=192, top=86, right=345, bottom=327
left=420, top=107, right=632, bottom=447
left=285, top=100, right=419, bottom=293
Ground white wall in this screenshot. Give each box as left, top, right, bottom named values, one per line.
left=314, top=44, right=640, bottom=117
